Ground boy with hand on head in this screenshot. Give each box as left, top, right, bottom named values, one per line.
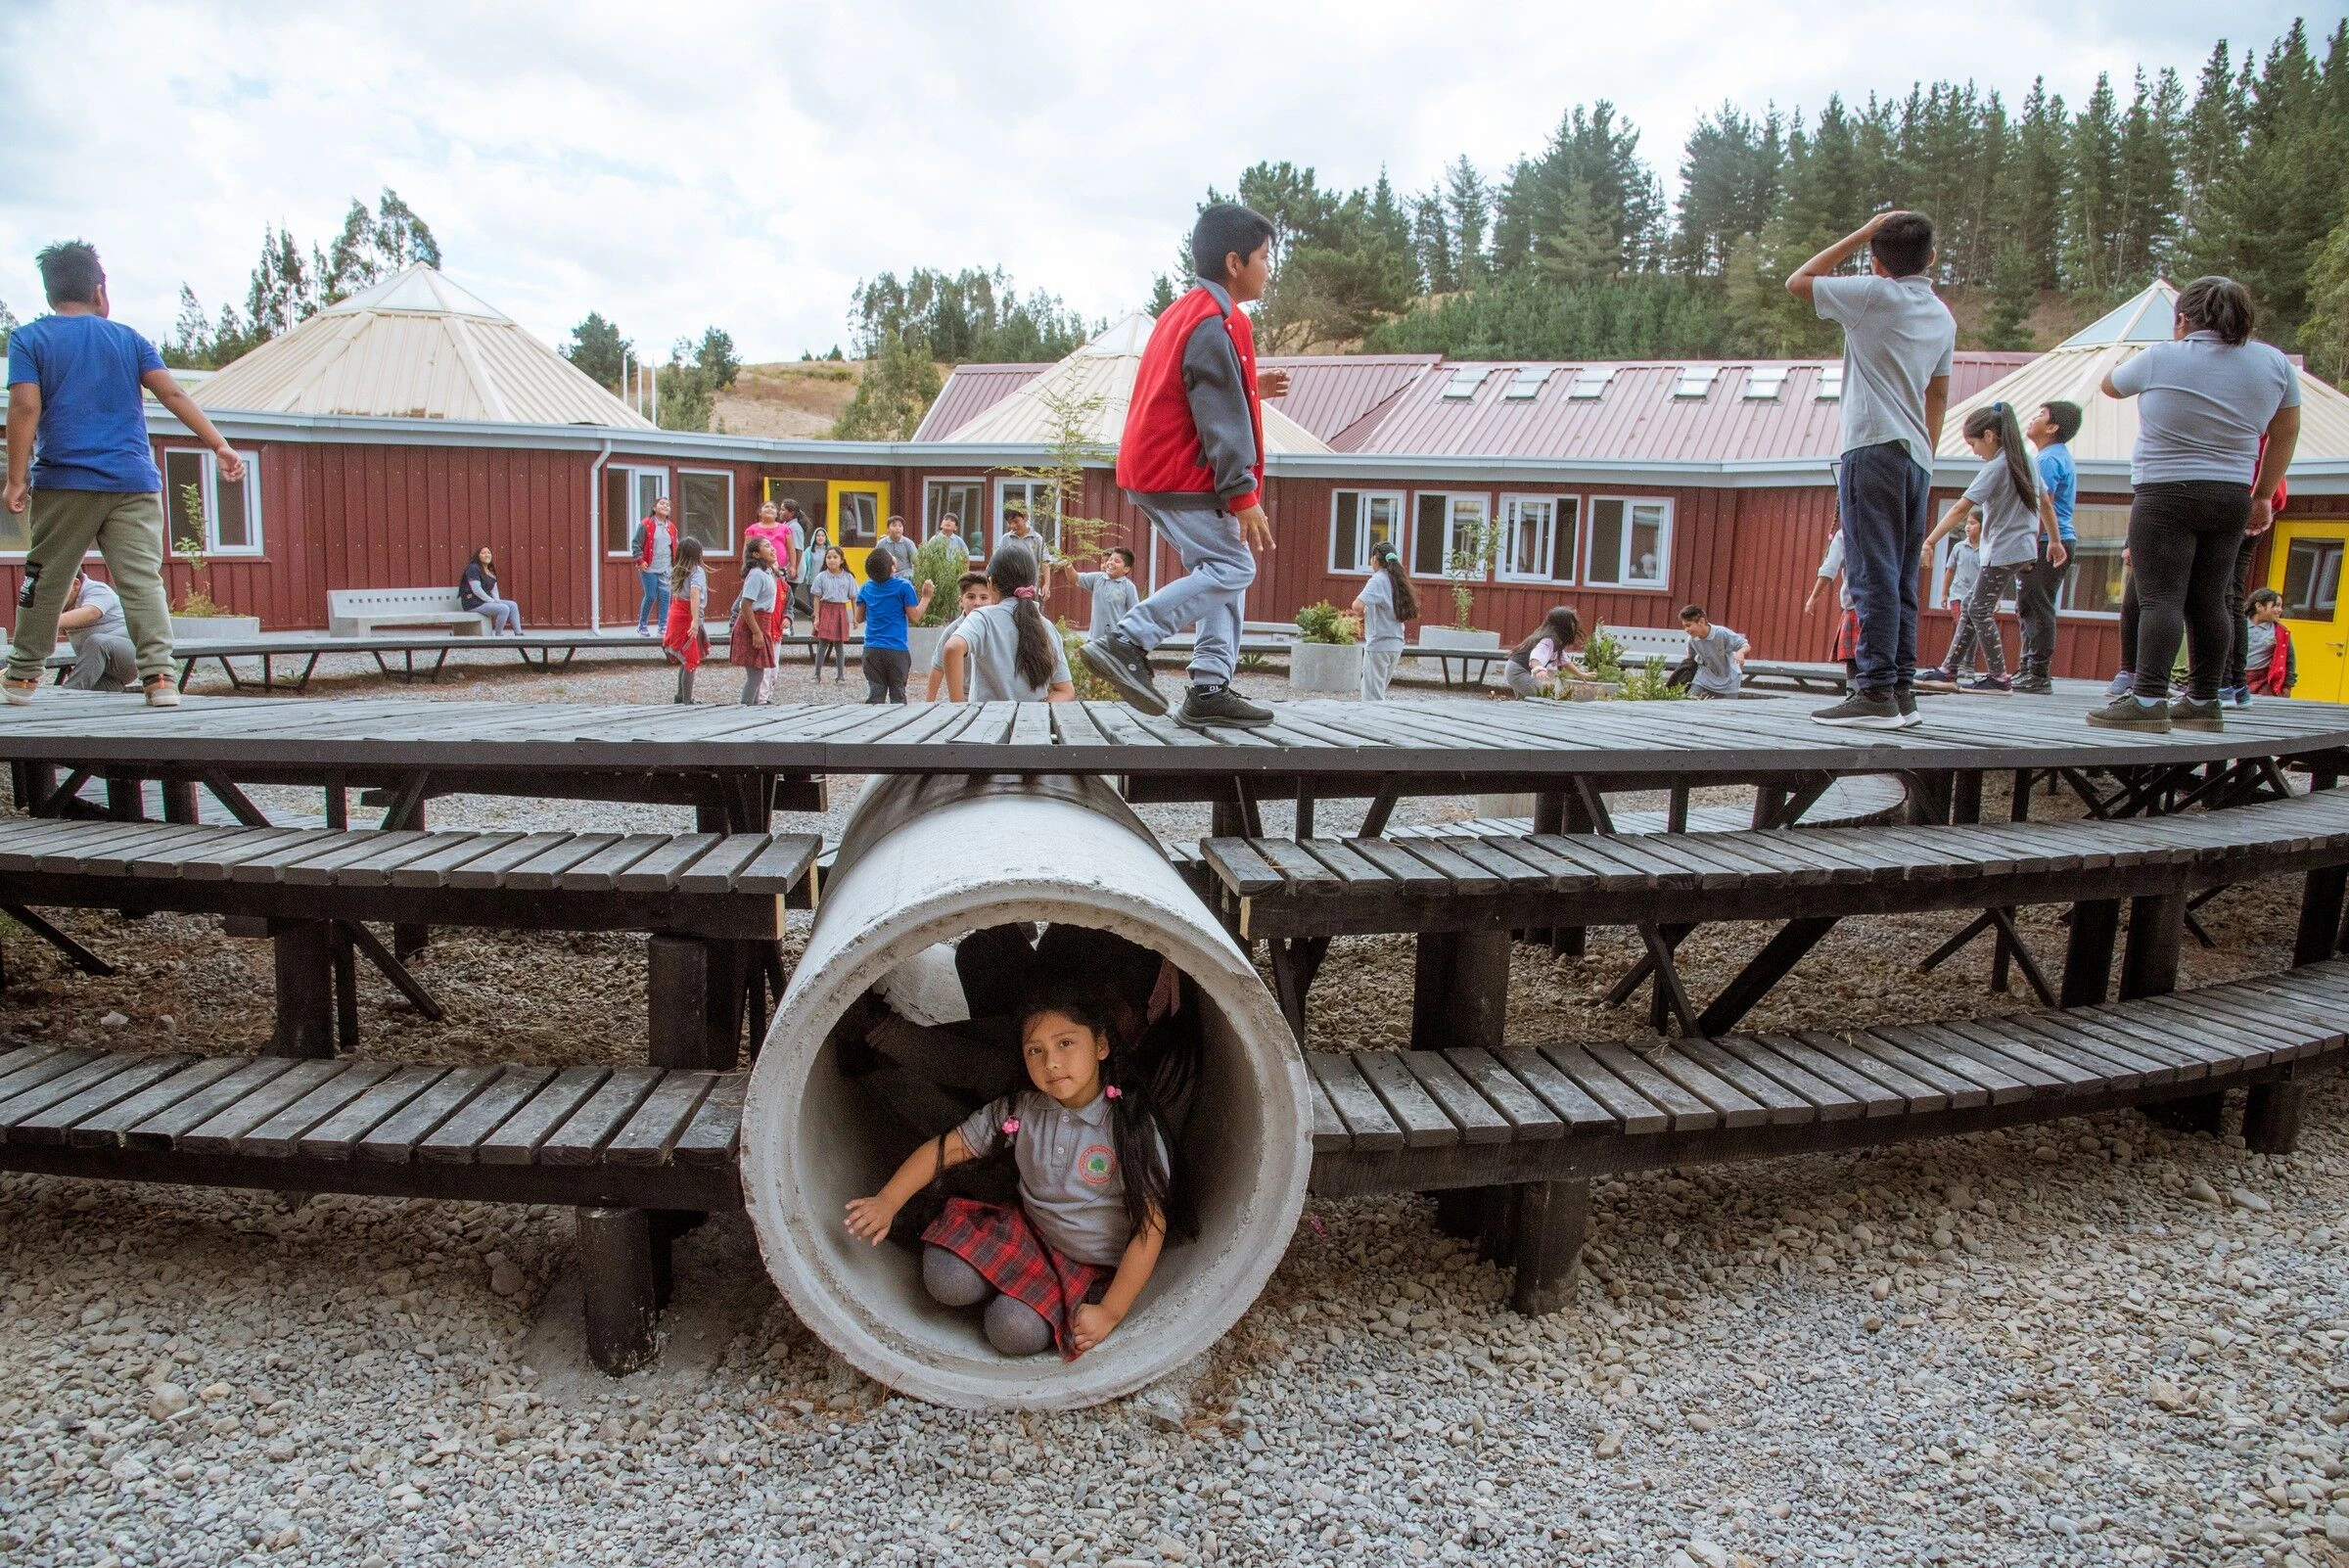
left=1787, top=210, right=1956, bottom=730
left=1075, top=547, right=1139, bottom=646
left=1082, top=203, right=1292, bottom=730
left=2009, top=399, right=2080, bottom=694
left=6, top=241, right=242, bottom=708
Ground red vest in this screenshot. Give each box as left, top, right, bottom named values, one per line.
left=1116, top=286, right=1264, bottom=510
left=2249, top=621, right=2293, bottom=696
left=636, top=516, right=676, bottom=567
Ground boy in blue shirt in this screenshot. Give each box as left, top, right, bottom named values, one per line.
left=2010, top=399, right=2080, bottom=694
left=1787, top=210, right=1956, bottom=730
left=6, top=241, right=242, bottom=707
left=852, top=546, right=932, bottom=706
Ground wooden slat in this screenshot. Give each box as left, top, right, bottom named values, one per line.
left=605, top=1071, right=718, bottom=1166
left=538, top=1067, right=663, bottom=1165
left=124, top=1057, right=299, bottom=1149
left=1202, top=838, right=1283, bottom=898
left=178, top=1059, right=347, bottom=1154
left=475, top=1068, right=611, bottom=1165
left=1749, top=1033, right=1908, bottom=1117
left=614, top=834, right=725, bottom=892
left=6, top=1053, right=197, bottom=1145
left=1584, top=1041, right=1722, bottom=1131
left=441, top=832, right=578, bottom=890
left=1794, top=1031, right=1951, bottom=1113
left=416, top=1065, right=562, bottom=1163
left=498, top=833, right=622, bottom=892
left=1537, top=1044, right=1669, bottom=1134
left=0, top=1046, right=98, bottom=1104
left=672, top=1072, right=748, bottom=1166
left=387, top=832, right=525, bottom=887
left=65, top=1056, right=247, bottom=1147
left=1397, top=1050, right=1512, bottom=1144
left=239, top=1063, right=398, bottom=1157
left=358, top=1066, right=503, bottom=1161
left=1309, top=1077, right=1350, bottom=1153
left=675, top=836, right=775, bottom=895
left=1306, top=1053, right=1405, bottom=1152
left=0, top=1050, right=148, bottom=1131
left=1707, top=1036, right=1869, bottom=1121
left=1635, top=1042, right=1772, bottom=1129
left=1353, top=1051, right=1459, bottom=1147
left=1442, top=1046, right=1564, bottom=1141
left=544, top=832, right=672, bottom=892
left=1495, top=1045, right=1622, bottom=1133
left=1870, top=1023, right=2029, bottom=1104
left=1672, top=1036, right=1817, bottom=1125
left=297, top=1065, right=450, bottom=1159
left=729, top=835, right=821, bottom=897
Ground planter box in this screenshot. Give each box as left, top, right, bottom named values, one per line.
left=171, top=616, right=261, bottom=643
left=908, top=624, right=947, bottom=670
left=1289, top=640, right=1363, bottom=695
left=1417, top=626, right=1501, bottom=653
left=1558, top=679, right=1623, bottom=702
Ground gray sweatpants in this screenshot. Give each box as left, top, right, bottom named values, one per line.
left=1359, top=641, right=1402, bottom=701
left=64, top=634, right=137, bottom=692
left=1116, top=498, right=1254, bottom=688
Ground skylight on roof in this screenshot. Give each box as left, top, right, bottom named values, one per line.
left=1567, top=367, right=1615, bottom=399
left=1815, top=365, right=1844, bottom=401
left=1674, top=366, right=1718, bottom=399
left=1441, top=367, right=1491, bottom=400
left=1743, top=366, right=1790, bottom=401
left=1502, top=366, right=1553, bottom=400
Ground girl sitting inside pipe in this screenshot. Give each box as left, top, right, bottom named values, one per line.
left=844, top=984, right=1189, bottom=1358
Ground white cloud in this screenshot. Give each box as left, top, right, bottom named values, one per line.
left=0, top=0, right=2309, bottom=361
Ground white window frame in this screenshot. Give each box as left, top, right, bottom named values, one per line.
left=2055, top=503, right=2129, bottom=620
left=995, top=478, right=1057, bottom=553
left=674, top=468, right=736, bottom=559
left=605, top=465, right=669, bottom=558
left=1410, top=491, right=1491, bottom=581
left=161, top=446, right=262, bottom=557
left=1497, top=493, right=1579, bottom=585
left=1327, top=488, right=1405, bottom=576
left=1584, top=495, right=1673, bottom=590
left=924, top=477, right=986, bottom=551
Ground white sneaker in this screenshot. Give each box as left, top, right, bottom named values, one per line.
left=3, top=678, right=37, bottom=707
left=143, top=675, right=181, bottom=708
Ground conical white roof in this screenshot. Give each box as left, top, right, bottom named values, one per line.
left=1941, top=280, right=2349, bottom=466
left=940, top=309, right=1329, bottom=453
left=192, top=264, right=651, bottom=428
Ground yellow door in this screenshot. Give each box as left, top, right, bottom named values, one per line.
left=2272, top=521, right=2349, bottom=703
left=829, top=482, right=888, bottom=579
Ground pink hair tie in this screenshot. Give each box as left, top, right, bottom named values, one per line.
left=1001, top=1118, right=1020, bottom=1135
left=1103, top=1085, right=1121, bottom=1100
left=1013, top=586, right=1037, bottom=600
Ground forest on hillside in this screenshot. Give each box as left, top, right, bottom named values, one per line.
left=1128, top=19, right=2349, bottom=372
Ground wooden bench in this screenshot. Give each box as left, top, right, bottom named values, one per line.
left=327, top=588, right=490, bottom=638
left=1201, top=784, right=2349, bottom=1040
left=0, top=820, right=818, bottom=1063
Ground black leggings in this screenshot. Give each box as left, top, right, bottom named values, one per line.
left=2128, top=482, right=2254, bottom=704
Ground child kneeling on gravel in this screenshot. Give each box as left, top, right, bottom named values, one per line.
left=845, top=985, right=1187, bottom=1359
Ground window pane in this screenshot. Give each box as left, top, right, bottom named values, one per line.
left=925, top=481, right=981, bottom=541
left=1332, top=491, right=1359, bottom=572
left=604, top=469, right=632, bottom=552
left=1364, top=495, right=1399, bottom=555
left=634, top=471, right=667, bottom=522
left=1550, top=498, right=1579, bottom=583
left=2281, top=539, right=2344, bottom=620
left=1506, top=499, right=1549, bottom=577
left=1588, top=499, right=1625, bottom=585
left=836, top=490, right=879, bottom=546
left=164, top=451, right=207, bottom=553
left=1449, top=498, right=1487, bottom=577
left=1413, top=494, right=1449, bottom=576
left=212, top=458, right=254, bottom=550
left=1628, top=503, right=1665, bottom=584
left=678, top=472, right=733, bottom=555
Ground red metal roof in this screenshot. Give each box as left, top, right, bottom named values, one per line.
left=916, top=349, right=2037, bottom=464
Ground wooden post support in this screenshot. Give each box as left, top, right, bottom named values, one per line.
left=1951, top=770, right=1983, bottom=826
left=2119, top=893, right=2186, bottom=1001
left=2242, top=1079, right=2306, bottom=1155
left=1509, top=1179, right=1589, bottom=1315
left=576, top=1207, right=660, bottom=1375
left=2061, top=899, right=2120, bottom=1008
left=330, top=923, right=359, bottom=1053
left=1410, top=930, right=1509, bottom=1053
left=271, top=920, right=338, bottom=1058
left=392, top=797, right=430, bottom=961
left=1476, top=1185, right=1520, bottom=1268
left=648, top=935, right=743, bottom=1073
left=1432, top=1189, right=1484, bottom=1240
left=161, top=778, right=200, bottom=824
left=1553, top=791, right=1590, bottom=957
left=2295, top=867, right=2347, bottom=967
left=105, top=777, right=143, bottom=820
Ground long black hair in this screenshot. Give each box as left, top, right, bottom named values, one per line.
left=1368, top=540, right=1417, bottom=622
left=1015, top=983, right=1196, bottom=1244
left=1965, top=402, right=2036, bottom=510
left=1513, top=605, right=1582, bottom=665
left=986, top=543, right=1058, bottom=692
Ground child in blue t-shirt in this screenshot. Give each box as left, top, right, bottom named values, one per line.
left=2008, top=399, right=2080, bottom=694
left=854, top=548, right=933, bottom=706
left=6, top=242, right=245, bottom=708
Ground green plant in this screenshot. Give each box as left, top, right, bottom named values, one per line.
left=1615, top=656, right=1687, bottom=702
left=1237, top=651, right=1269, bottom=671
left=911, top=536, right=968, bottom=626
left=1294, top=600, right=1358, bottom=645
left=1058, top=619, right=1117, bottom=701
left=1582, top=623, right=1624, bottom=682
left=998, top=384, right=1118, bottom=569
left=172, top=482, right=225, bottom=617
left=1442, top=513, right=1497, bottom=628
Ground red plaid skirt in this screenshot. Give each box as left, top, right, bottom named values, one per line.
left=921, top=1198, right=1112, bottom=1359
left=1831, top=608, right=1863, bottom=664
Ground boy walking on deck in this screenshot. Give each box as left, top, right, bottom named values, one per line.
left=6, top=242, right=241, bottom=708
left=1787, top=210, right=1955, bottom=730
left=1082, top=204, right=1291, bottom=730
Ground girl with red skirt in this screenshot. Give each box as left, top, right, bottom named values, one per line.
left=661, top=537, right=708, bottom=703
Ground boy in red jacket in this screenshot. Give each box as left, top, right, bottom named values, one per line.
left=1082, top=205, right=1290, bottom=729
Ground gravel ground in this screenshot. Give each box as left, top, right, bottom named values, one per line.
left=4, top=668, right=2348, bottom=1568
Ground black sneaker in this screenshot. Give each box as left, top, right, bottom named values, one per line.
left=2085, top=696, right=2171, bottom=732
left=1911, top=666, right=1958, bottom=692
left=2010, top=671, right=2054, bottom=695
left=1894, top=688, right=1922, bottom=727
left=1811, top=691, right=1905, bottom=729
left=1178, top=685, right=1274, bottom=730
left=2168, top=697, right=2225, bottom=733
left=1078, top=633, right=1168, bottom=715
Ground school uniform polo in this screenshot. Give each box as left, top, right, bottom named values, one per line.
left=957, top=1088, right=1163, bottom=1267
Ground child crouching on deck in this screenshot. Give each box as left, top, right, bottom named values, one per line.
left=845, top=987, right=1185, bottom=1358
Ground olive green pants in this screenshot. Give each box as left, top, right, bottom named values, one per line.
left=6, top=488, right=174, bottom=685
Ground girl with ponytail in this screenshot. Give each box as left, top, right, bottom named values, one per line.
left=1920, top=401, right=2057, bottom=693
left=941, top=543, right=1077, bottom=702
left=1350, top=539, right=1417, bottom=701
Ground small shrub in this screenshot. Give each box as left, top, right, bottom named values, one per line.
left=1295, top=601, right=1359, bottom=645
left=910, top=536, right=967, bottom=626
left=1058, top=620, right=1117, bottom=701
left=1616, top=656, right=1687, bottom=702
left=1583, top=623, right=1624, bottom=683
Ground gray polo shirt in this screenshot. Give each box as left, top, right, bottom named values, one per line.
left=1357, top=570, right=1405, bottom=646
left=957, top=1088, right=1166, bottom=1266
left=68, top=577, right=127, bottom=652
left=1813, top=274, right=1957, bottom=474
left=1076, top=570, right=1139, bottom=642
left=1685, top=624, right=1747, bottom=696
left=2107, top=332, right=2298, bottom=486
left=1962, top=461, right=2041, bottom=569
left=948, top=600, right=1070, bottom=700
left=998, top=528, right=1052, bottom=580
left=880, top=534, right=917, bottom=573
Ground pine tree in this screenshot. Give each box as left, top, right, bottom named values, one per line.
left=1410, top=190, right=1455, bottom=294
left=1444, top=159, right=1491, bottom=285
left=563, top=312, right=631, bottom=391
left=2113, top=69, right=2185, bottom=285
left=2004, top=79, right=2068, bottom=291
left=2302, top=213, right=2349, bottom=382
left=1982, top=244, right=2037, bottom=349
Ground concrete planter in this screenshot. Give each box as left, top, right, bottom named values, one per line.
left=907, top=623, right=946, bottom=671
left=1289, top=639, right=1363, bottom=695
left=1418, top=625, right=1502, bottom=654
left=171, top=616, right=261, bottom=643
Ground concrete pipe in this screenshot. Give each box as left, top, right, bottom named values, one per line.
left=741, top=772, right=1311, bottom=1410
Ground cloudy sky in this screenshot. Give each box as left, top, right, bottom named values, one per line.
left=0, top=1, right=2315, bottom=365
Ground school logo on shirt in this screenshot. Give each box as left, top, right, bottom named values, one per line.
left=1078, top=1144, right=1116, bottom=1186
